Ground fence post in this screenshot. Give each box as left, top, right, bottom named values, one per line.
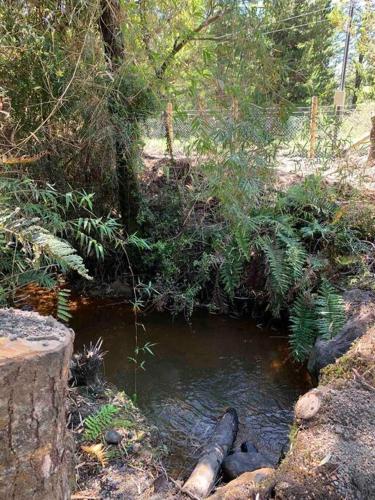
left=368, top=116, right=375, bottom=164
left=164, top=101, right=174, bottom=161
left=309, top=96, right=318, bottom=159
left=232, top=96, right=239, bottom=121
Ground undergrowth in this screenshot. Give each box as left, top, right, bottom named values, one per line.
left=134, top=114, right=375, bottom=362
left=83, top=404, right=119, bottom=441
left=0, top=171, right=147, bottom=321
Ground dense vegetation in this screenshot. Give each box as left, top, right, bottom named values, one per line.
left=1, top=0, right=375, bottom=362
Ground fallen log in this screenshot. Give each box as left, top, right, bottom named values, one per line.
left=183, top=408, right=238, bottom=499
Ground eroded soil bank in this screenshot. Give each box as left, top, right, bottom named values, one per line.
left=211, top=290, right=375, bottom=500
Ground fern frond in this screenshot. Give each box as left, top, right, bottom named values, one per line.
left=289, top=293, right=317, bottom=362
left=57, top=288, right=72, bottom=322
left=315, top=282, right=345, bottom=339
left=220, top=247, right=244, bottom=299
left=81, top=443, right=108, bottom=467
left=83, top=404, right=119, bottom=441
left=256, top=236, right=291, bottom=295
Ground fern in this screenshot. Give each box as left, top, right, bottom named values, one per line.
left=220, top=247, right=244, bottom=299
left=0, top=174, right=132, bottom=316
left=57, top=289, right=72, bottom=322
left=315, top=282, right=345, bottom=340
left=81, top=443, right=109, bottom=467
left=83, top=404, right=119, bottom=441
left=289, top=293, right=317, bottom=362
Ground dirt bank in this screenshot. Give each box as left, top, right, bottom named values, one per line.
left=69, top=385, right=182, bottom=499
left=210, top=293, right=375, bottom=500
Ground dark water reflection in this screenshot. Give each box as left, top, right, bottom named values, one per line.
left=72, top=301, right=311, bottom=475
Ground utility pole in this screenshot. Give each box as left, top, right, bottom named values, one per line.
left=333, top=0, right=355, bottom=153
left=334, top=0, right=355, bottom=111
left=340, top=0, right=355, bottom=92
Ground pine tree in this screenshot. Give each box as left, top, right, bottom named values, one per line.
left=264, top=0, right=335, bottom=105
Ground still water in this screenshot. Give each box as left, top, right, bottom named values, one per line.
left=72, top=301, right=310, bottom=475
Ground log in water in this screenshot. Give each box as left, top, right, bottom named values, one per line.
left=183, top=408, right=239, bottom=499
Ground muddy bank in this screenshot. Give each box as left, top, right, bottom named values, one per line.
left=69, top=385, right=182, bottom=499
left=210, top=291, right=375, bottom=500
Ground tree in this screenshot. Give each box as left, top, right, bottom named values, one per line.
left=263, top=0, right=335, bottom=105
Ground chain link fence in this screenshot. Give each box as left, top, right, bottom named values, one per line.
left=142, top=102, right=375, bottom=159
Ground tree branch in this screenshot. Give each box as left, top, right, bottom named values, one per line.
left=156, top=10, right=227, bottom=79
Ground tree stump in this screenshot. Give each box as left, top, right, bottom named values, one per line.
left=0, top=309, right=74, bottom=500
left=295, top=389, right=324, bottom=421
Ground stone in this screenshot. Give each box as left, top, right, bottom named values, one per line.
left=222, top=451, right=272, bottom=481
left=105, top=430, right=122, bottom=445
left=209, top=468, right=275, bottom=499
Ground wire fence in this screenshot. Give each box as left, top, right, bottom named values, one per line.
left=142, top=102, right=375, bottom=158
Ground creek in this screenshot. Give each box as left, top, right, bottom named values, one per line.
left=72, top=301, right=310, bottom=476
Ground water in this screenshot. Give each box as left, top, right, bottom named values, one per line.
left=71, top=300, right=310, bottom=476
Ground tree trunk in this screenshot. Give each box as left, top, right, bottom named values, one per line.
left=99, top=0, right=140, bottom=233
left=0, top=309, right=74, bottom=500
left=352, top=53, right=364, bottom=106
left=183, top=408, right=239, bottom=499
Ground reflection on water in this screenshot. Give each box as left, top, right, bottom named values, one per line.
left=71, top=301, right=311, bottom=476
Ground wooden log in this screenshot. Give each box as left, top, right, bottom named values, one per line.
left=0, top=309, right=74, bottom=500
left=295, top=388, right=325, bottom=421
left=183, top=408, right=239, bottom=499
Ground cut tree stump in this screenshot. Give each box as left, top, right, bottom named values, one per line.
left=0, top=308, right=74, bottom=500
left=183, top=408, right=239, bottom=499
left=295, top=389, right=324, bottom=421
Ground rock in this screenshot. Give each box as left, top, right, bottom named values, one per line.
left=222, top=451, right=272, bottom=481
left=308, top=289, right=375, bottom=378
left=240, top=441, right=258, bottom=453
left=209, top=468, right=275, bottom=499
left=105, top=430, right=122, bottom=445
left=108, top=280, right=132, bottom=298
left=295, top=389, right=324, bottom=420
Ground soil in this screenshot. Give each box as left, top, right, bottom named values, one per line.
left=208, top=302, right=375, bottom=500
left=69, top=385, right=181, bottom=499
left=272, top=325, right=375, bottom=500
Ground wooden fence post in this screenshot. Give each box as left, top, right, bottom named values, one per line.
left=309, top=96, right=318, bottom=159
left=232, top=96, right=239, bottom=121
left=368, top=116, right=375, bottom=164
left=164, top=101, right=174, bottom=161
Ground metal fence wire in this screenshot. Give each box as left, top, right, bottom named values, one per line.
left=142, top=102, right=375, bottom=158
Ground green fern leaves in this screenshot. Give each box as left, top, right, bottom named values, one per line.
left=57, top=289, right=72, bottom=322
left=220, top=251, right=244, bottom=299
left=289, top=293, right=317, bottom=362
left=315, top=282, right=345, bottom=340
left=83, top=404, right=119, bottom=441
left=289, top=284, right=345, bottom=361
